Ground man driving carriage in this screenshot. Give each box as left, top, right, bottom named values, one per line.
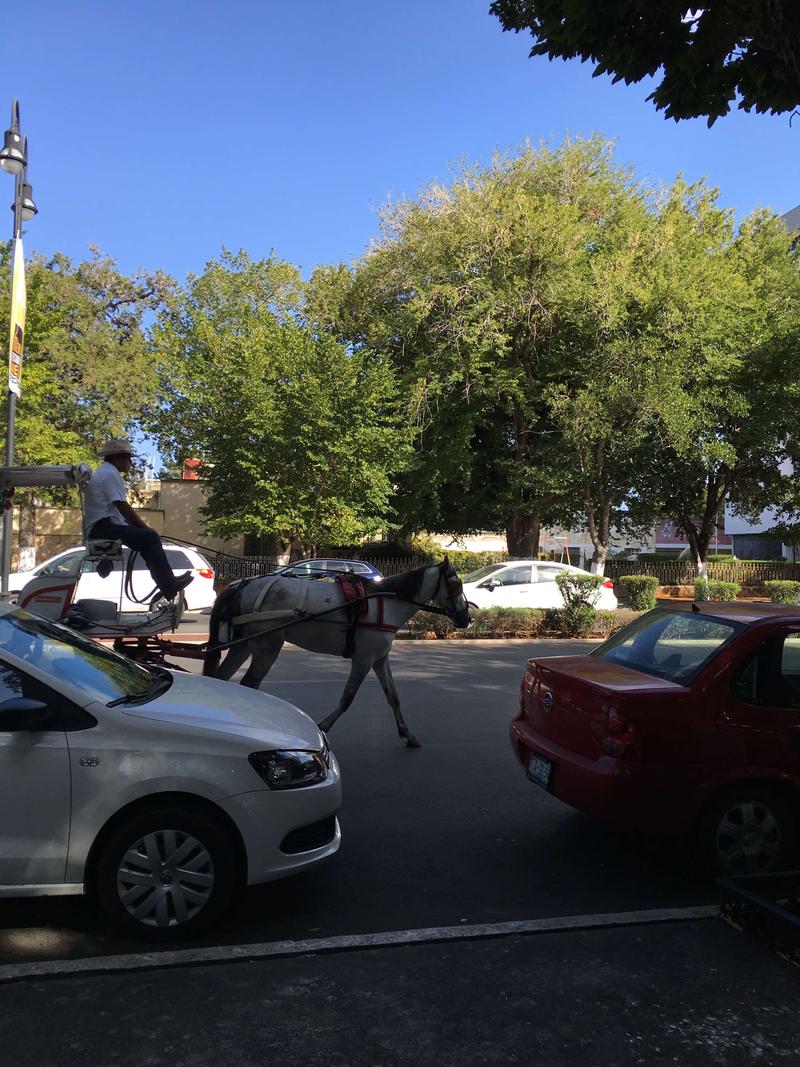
left=83, top=437, right=193, bottom=602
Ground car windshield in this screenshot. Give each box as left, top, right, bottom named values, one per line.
left=590, top=608, right=744, bottom=684
left=463, top=564, right=505, bottom=583
left=0, top=608, right=169, bottom=705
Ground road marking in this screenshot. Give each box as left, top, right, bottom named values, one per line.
left=0, top=905, right=718, bottom=984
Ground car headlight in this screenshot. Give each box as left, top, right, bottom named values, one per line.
left=249, top=740, right=330, bottom=790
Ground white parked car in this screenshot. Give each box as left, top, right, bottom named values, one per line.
left=9, top=543, right=216, bottom=613
left=460, top=560, right=618, bottom=612
left=0, top=605, right=341, bottom=939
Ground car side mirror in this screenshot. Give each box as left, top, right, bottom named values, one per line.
left=0, top=697, right=52, bottom=731
left=481, top=579, right=498, bottom=590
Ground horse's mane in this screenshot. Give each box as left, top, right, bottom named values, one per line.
left=380, top=563, right=435, bottom=602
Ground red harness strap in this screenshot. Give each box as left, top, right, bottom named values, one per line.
left=334, top=574, right=398, bottom=634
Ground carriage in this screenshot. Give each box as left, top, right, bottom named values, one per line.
left=1, top=464, right=471, bottom=744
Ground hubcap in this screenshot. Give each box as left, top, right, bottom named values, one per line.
left=116, top=829, right=215, bottom=928
left=715, top=801, right=781, bottom=875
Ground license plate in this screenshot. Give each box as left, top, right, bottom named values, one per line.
left=526, top=752, right=552, bottom=789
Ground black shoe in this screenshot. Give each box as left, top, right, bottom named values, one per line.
left=161, top=573, right=194, bottom=600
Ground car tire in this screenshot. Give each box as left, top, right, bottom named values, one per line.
left=93, top=806, right=238, bottom=941
left=695, top=786, right=799, bottom=877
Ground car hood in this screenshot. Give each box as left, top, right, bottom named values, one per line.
left=123, top=671, right=324, bottom=749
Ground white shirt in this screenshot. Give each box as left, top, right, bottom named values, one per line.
left=83, top=461, right=129, bottom=532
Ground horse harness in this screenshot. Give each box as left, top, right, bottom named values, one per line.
left=208, top=564, right=461, bottom=657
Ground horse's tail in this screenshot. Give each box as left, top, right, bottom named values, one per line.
left=203, top=583, right=234, bottom=676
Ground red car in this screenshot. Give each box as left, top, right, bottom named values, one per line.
left=510, top=603, right=800, bottom=875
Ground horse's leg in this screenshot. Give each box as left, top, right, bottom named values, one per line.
left=214, top=641, right=250, bottom=681
left=372, top=654, right=420, bottom=748
left=318, top=656, right=373, bottom=734
left=240, top=637, right=284, bottom=689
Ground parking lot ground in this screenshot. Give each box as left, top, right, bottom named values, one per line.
left=1, top=917, right=797, bottom=1065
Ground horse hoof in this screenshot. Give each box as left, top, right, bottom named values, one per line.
left=317, top=720, right=331, bottom=734
left=405, top=735, right=422, bottom=748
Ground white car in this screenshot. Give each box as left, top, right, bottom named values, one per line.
left=9, top=543, right=216, bottom=613
left=0, top=605, right=341, bottom=939
left=460, top=560, right=618, bottom=612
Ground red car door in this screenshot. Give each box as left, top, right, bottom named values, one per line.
left=719, top=626, right=800, bottom=780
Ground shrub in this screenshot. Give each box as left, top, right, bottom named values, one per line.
left=409, top=536, right=508, bottom=576
left=617, top=575, right=659, bottom=611
left=556, top=571, right=604, bottom=635
left=406, top=610, right=454, bottom=638
left=468, top=607, right=545, bottom=637
left=593, top=610, right=618, bottom=637
left=707, top=580, right=741, bottom=601
left=695, top=577, right=709, bottom=601
left=541, top=607, right=564, bottom=633
left=764, top=580, right=800, bottom=604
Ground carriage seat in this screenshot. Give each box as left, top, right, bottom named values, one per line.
left=85, top=538, right=123, bottom=561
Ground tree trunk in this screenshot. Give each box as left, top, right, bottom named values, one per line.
left=585, top=497, right=611, bottom=576
left=506, top=513, right=541, bottom=558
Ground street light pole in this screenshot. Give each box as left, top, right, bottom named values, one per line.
left=0, top=101, right=36, bottom=598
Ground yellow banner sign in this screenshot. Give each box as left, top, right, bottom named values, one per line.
left=8, top=237, right=26, bottom=398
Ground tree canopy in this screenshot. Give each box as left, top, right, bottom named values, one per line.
left=490, top=1, right=800, bottom=124
left=149, top=250, right=409, bottom=553
left=0, top=243, right=171, bottom=467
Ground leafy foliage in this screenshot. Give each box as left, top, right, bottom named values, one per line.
left=763, top=580, right=800, bottom=604
left=0, top=243, right=171, bottom=468
left=148, top=250, right=410, bottom=550
left=491, top=1, right=800, bottom=124
left=617, top=575, right=659, bottom=611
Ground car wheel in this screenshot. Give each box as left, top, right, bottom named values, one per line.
left=94, top=806, right=238, bottom=941
left=696, top=787, right=798, bottom=877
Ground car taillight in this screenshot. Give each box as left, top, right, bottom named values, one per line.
left=601, top=705, right=641, bottom=759
left=603, top=578, right=614, bottom=588
left=196, top=567, right=214, bottom=579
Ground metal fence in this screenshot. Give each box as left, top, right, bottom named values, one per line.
left=604, top=559, right=800, bottom=587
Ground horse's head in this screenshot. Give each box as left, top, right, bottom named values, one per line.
left=434, top=556, right=471, bottom=628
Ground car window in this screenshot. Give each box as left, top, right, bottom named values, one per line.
left=164, top=549, right=192, bottom=570
left=463, top=564, right=505, bottom=583
left=0, top=609, right=161, bottom=705
left=0, top=659, right=96, bottom=731
left=40, top=550, right=86, bottom=578
left=130, top=549, right=192, bottom=571
left=734, top=631, right=800, bottom=708
left=534, top=566, right=565, bottom=584
left=593, top=609, right=742, bottom=684
left=491, top=565, right=532, bottom=586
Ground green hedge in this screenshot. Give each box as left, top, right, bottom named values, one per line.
left=405, top=606, right=635, bottom=639
left=695, top=578, right=741, bottom=602
left=618, top=575, right=659, bottom=611
left=763, top=580, right=800, bottom=604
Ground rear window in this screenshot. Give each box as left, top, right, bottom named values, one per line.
left=591, top=609, right=743, bottom=684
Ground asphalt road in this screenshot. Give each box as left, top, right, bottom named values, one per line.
left=0, top=635, right=709, bottom=963
left=2, top=628, right=798, bottom=1064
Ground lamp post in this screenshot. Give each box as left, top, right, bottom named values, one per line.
left=0, top=99, right=37, bottom=598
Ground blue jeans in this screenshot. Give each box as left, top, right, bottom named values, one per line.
left=88, top=519, right=176, bottom=596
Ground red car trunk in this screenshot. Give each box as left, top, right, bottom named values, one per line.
left=524, top=655, right=684, bottom=760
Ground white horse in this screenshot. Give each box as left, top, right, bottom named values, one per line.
left=203, top=559, right=471, bottom=746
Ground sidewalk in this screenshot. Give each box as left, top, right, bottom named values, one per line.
left=1, top=917, right=797, bottom=1065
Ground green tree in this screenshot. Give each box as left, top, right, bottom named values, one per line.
left=149, top=250, right=409, bottom=554
left=310, top=139, right=637, bottom=556
left=491, top=1, right=800, bottom=124
left=639, top=212, right=800, bottom=576
left=0, top=244, right=172, bottom=465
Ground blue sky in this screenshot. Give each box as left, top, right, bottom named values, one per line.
left=6, top=0, right=800, bottom=284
